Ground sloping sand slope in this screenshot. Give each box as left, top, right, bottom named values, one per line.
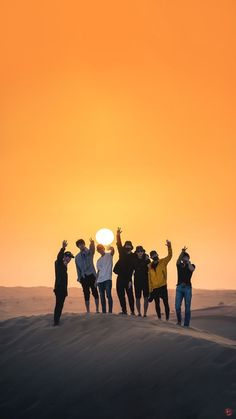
left=0, top=287, right=235, bottom=320
left=0, top=314, right=235, bottom=419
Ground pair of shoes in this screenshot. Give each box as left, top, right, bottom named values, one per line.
left=130, top=311, right=135, bottom=316
left=143, top=314, right=147, bottom=318
left=138, top=313, right=142, bottom=317
left=119, top=311, right=127, bottom=315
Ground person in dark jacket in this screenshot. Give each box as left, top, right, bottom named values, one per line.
left=113, top=227, right=135, bottom=315
left=53, top=240, right=74, bottom=326
left=133, top=246, right=150, bottom=317
left=175, top=247, right=196, bottom=327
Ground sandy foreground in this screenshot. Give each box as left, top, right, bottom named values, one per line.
left=0, top=288, right=236, bottom=419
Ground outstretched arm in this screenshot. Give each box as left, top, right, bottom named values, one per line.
left=116, top=227, right=123, bottom=254
left=163, top=240, right=172, bottom=264
left=57, top=240, right=67, bottom=261
left=89, top=238, right=95, bottom=255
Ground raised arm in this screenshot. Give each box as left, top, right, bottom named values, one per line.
left=176, top=246, right=187, bottom=265
left=109, top=246, right=115, bottom=256
left=187, top=261, right=195, bottom=272
left=163, top=240, right=172, bottom=264
left=116, top=227, right=123, bottom=254
left=57, top=240, right=67, bottom=262
left=89, top=238, right=95, bottom=256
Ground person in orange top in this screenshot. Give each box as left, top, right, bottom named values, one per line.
left=148, top=240, right=172, bottom=320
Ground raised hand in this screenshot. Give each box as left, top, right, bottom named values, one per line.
left=182, top=246, right=188, bottom=252
left=89, top=237, right=94, bottom=243
left=108, top=246, right=115, bottom=255
left=62, top=240, right=68, bottom=249
left=117, top=227, right=122, bottom=234
left=166, top=240, right=171, bottom=247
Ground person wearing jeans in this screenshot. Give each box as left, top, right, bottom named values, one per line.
left=75, top=238, right=99, bottom=313
left=175, top=247, right=196, bottom=327
left=96, top=244, right=114, bottom=313
left=148, top=241, right=172, bottom=320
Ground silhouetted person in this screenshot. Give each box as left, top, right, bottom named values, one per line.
left=53, top=240, right=74, bottom=326
left=175, top=247, right=195, bottom=327
left=96, top=244, right=114, bottom=313
left=133, top=246, right=150, bottom=317
left=113, top=227, right=135, bottom=315
left=75, top=238, right=99, bottom=313
left=148, top=240, right=172, bottom=320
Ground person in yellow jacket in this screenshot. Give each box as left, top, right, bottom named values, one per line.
left=148, top=240, right=172, bottom=320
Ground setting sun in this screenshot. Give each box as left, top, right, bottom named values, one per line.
left=96, top=228, right=115, bottom=246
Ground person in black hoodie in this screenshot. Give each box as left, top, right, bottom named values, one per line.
left=133, top=246, right=150, bottom=317
left=53, top=240, right=74, bottom=326
left=113, top=227, right=135, bottom=315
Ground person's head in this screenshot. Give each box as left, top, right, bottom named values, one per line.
left=150, top=250, right=159, bottom=262
left=124, top=241, right=133, bottom=254
left=135, top=246, right=145, bottom=259
left=182, top=252, right=190, bottom=264
left=97, top=244, right=105, bottom=256
left=76, top=239, right=86, bottom=251
left=63, top=251, right=74, bottom=265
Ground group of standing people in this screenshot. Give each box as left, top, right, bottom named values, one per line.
left=53, top=228, right=195, bottom=328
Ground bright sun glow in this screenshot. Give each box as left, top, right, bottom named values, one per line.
left=95, top=228, right=114, bottom=246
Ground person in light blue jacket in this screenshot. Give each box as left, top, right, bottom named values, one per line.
left=75, top=238, right=99, bottom=313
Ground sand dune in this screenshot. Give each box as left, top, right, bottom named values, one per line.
left=0, top=287, right=236, bottom=320
left=0, top=311, right=235, bottom=419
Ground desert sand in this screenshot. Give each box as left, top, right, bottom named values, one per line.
left=0, top=288, right=235, bottom=419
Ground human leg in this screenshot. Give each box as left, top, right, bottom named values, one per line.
left=54, top=293, right=66, bottom=325
left=116, top=277, right=127, bottom=314
left=161, top=286, right=170, bottom=320
left=89, top=274, right=99, bottom=313
left=81, top=278, right=90, bottom=313
left=143, top=282, right=149, bottom=316
left=154, top=289, right=161, bottom=318
left=105, top=280, right=113, bottom=313
left=98, top=282, right=106, bottom=313
left=126, top=282, right=135, bottom=314
left=175, top=284, right=184, bottom=324
left=134, top=285, right=141, bottom=316
left=184, top=286, right=192, bottom=326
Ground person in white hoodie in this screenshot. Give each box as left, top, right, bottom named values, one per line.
left=96, top=244, right=115, bottom=313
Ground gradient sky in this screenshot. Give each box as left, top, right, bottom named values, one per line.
left=1, top=0, right=236, bottom=289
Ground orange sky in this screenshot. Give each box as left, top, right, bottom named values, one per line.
left=1, top=0, right=236, bottom=289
